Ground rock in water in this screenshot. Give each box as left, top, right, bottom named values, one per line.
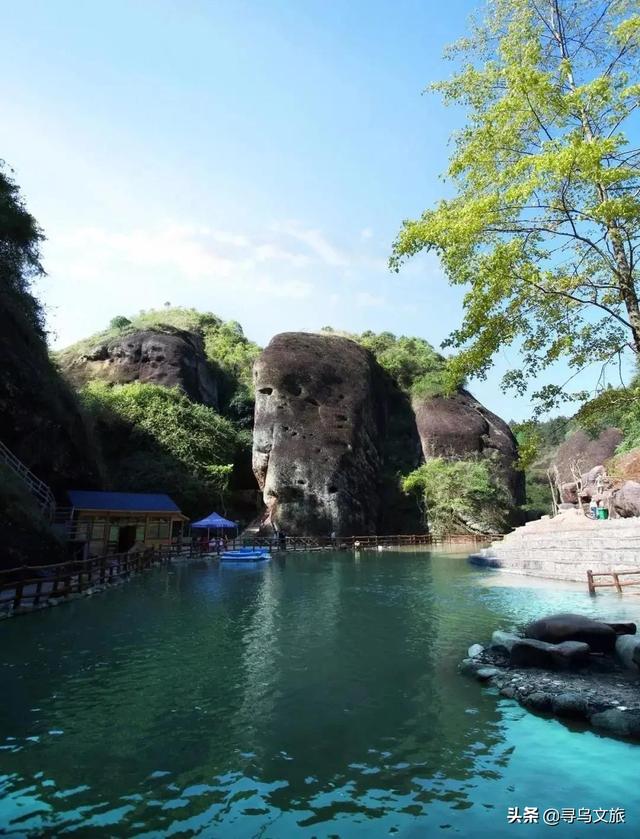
left=252, top=332, right=385, bottom=535
left=60, top=327, right=219, bottom=407
left=490, top=630, right=521, bottom=652
left=412, top=390, right=524, bottom=506
left=510, top=639, right=590, bottom=670
left=524, top=613, right=616, bottom=654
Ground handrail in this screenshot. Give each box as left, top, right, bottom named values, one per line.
left=0, top=439, right=56, bottom=519
left=0, top=543, right=208, bottom=613
left=587, top=567, right=640, bottom=595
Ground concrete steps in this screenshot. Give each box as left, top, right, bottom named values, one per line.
left=485, top=511, right=640, bottom=582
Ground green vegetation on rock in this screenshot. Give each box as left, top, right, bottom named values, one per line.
left=356, top=331, right=456, bottom=398
left=321, top=327, right=458, bottom=398
left=57, top=306, right=261, bottom=426
left=81, top=381, right=244, bottom=515
left=0, top=162, right=100, bottom=503
left=402, top=457, right=511, bottom=536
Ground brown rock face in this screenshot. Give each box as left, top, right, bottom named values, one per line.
left=614, top=481, right=640, bottom=518
left=412, top=390, right=524, bottom=504
left=61, top=327, right=219, bottom=407
left=252, top=333, right=385, bottom=536
left=524, top=613, right=616, bottom=654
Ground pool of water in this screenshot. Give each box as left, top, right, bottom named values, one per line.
left=1, top=549, right=639, bottom=837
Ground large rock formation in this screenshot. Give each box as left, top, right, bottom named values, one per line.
left=252, top=333, right=386, bottom=535
left=59, top=327, right=219, bottom=407
left=252, top=332, right=520, bottom=536
left=412, top=390, right=524, bottom=505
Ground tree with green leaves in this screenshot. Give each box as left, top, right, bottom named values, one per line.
left=402, top=457, right=511, bottom=535
left=391, top=0, right=640, bottom=412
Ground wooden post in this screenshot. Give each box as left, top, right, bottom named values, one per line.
left=587, top=570, right=595, bottom=596
left=613, top=572, right=623, bottom=594
left=13, top=581, right=24, bottom=611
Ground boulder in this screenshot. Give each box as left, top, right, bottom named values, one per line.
left=552, top=692, right=588, bottom=718
left=60, top=327, right=219, bottom=407
left=460, top=659, right=500, bottom=681
left=591, top=709, right=640, bottom=739
left=510, top=638, right=590, bottom=670
left=613, top=481, right=640, bottom=518
left=475, top=666, right=501, bottom=681
left=606, top=622, right=637, bottom=636
left=522, top=691, right=553, bottom=712
left=252, top=333, right=386, bottom=535
left=468, top=644, right=484, bottom=658
left=524, top=613, right=616, bottom=654
left=491, top=630, right=521, bottom=653
left=615, top=634, right=640, bottom=670
left=412, top=389, right=524, bottom=507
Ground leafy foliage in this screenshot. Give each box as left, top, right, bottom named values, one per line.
left=392, top=0, right=640, bottom=411
left=0, top=161, right=44, bottom=336
left=319, top=328, right=458, bottom=398
left=402, top=457, right=511, bottom=535
left=511, top=416, right=571, bottom=516
left=357, top=330, right=456, bottom=397
left=109, top=315, right=131, bottom=330
left=81, top=381, right=241, bottom=514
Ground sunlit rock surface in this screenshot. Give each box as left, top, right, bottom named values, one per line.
left=412, top=390, right=524, bottom=505
left=252, top=332, right=386, bottom=536
left=60, top=327, right=219, bottom=407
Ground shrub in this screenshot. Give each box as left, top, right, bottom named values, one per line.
left=109, top=315, right=132, bottom=330
left=402, top=457, right=511, bottom=536
left=81, top=381, right=239, bottom=513
left=356, top=331, right=456, bottom=397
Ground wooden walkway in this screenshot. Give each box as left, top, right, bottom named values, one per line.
left=0, top=544, right=207, bottom=615
left=587, top=568, right=640, bottom=595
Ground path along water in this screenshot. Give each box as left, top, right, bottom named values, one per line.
left=1, top=548, right=639, bottom=837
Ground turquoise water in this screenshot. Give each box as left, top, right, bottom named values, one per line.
left=1, top=549, right=639, bottom=837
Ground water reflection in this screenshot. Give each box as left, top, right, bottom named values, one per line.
left=1, top=550, right=638, bottom=836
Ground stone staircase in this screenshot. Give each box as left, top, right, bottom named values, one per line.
left=480, top=509, right=640, bottom=581
left=0, top=439, right=56, bottom=520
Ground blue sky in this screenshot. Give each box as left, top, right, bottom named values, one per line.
left=3, top=0, right=631, bottom=421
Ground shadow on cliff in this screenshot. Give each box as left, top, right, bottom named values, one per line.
left=374, top=370, right=426, bottom=535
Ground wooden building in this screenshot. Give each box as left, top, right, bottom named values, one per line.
left=66, top=490, right=187, bottom=556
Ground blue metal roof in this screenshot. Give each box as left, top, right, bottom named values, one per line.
left=191, top=512, right=237, bottom=529
left=68, top=490, right=182, bottom=513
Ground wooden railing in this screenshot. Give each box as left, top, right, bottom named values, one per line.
left=0, top=543, right=208, bottom=614
left=226, top=532, right=494, bottom=551
left=587, top=568, right=640, bottom=595
left=1, top=532, right=496, bottom=615
left=0, top=439, right=56, bottom=520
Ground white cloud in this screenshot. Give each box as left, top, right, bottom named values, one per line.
left=273, top=221, right=350, bottom=267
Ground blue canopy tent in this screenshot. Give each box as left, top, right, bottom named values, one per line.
left=190, top=512, right=238, bottom=548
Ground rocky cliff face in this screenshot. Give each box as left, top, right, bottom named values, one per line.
left=252, top=332, right=387, bottom=536
left=1, top=300, right=100, bottom=496
left=59, top=327, right=219, bottom=407
left=412, top=390, right=524, bottom=505
left=252, top=332, right=521, bottom=535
